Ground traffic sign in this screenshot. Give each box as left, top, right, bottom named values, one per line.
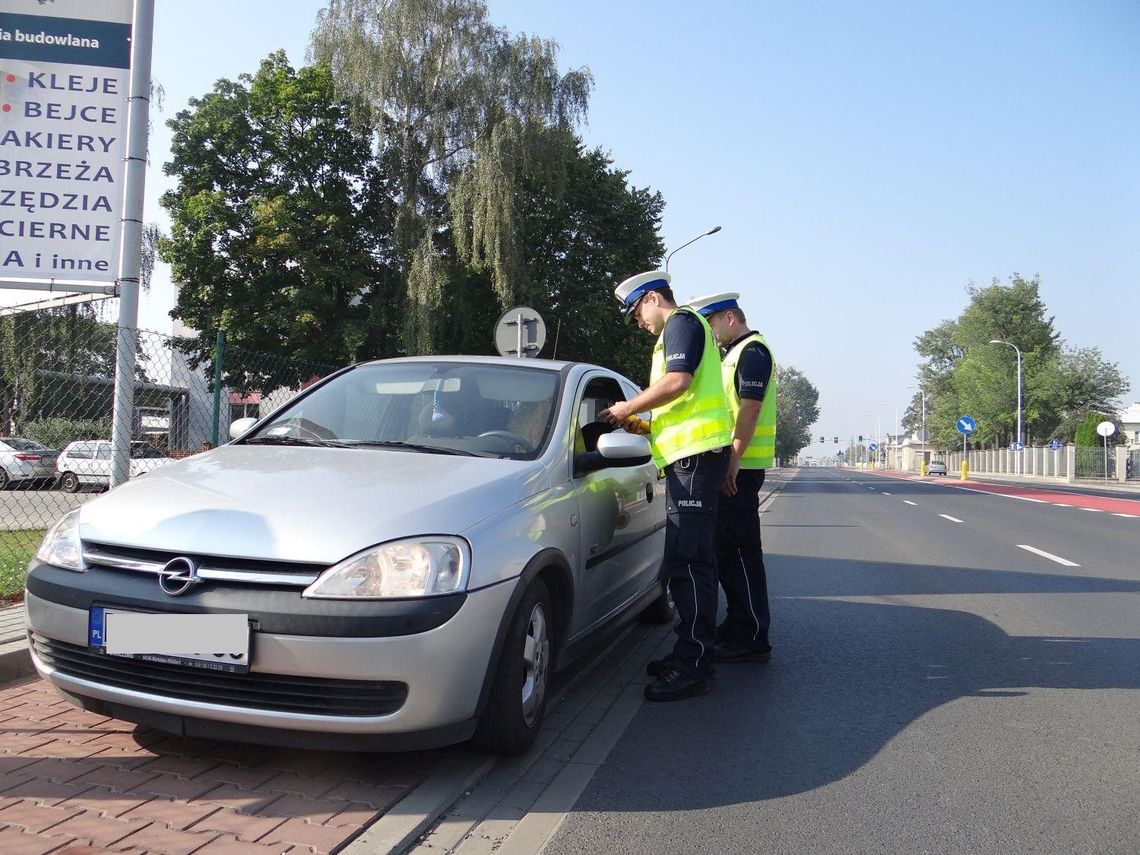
left=1010, top=441, right=1024, bottom=451
left=868, top=442, right=878, bottom=451
left=1047, top=439, right=1062, bottom=451
left=956, top=416, right=976, bottom=435
left=1096, top=421, right=1116, bottom=438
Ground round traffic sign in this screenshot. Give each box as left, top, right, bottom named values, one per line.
left=1047, top=439, right=1062, bottom=450
left=1096, top=421, right=1116, bottom=438
left=1010, top=441, right=1024, bottom=451
left=494, top=306, right=546, bottom=358
left=868, top=442, right=878, bottom=451
left=956, top=416, right=976, bottom=435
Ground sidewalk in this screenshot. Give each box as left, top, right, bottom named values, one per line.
left=0, top=602, right=30, bottom=684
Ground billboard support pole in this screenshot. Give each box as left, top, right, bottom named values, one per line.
left=110, top=0, right=155, bottom=488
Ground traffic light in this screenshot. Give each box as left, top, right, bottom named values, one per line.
left=819, top=436, right=825, bottom=444
left=833, top=436, right=838, bottom=443
left=858, top=435, right=863, bottom=442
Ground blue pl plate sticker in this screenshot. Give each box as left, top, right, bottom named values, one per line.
left=88, top=606, right=107, bottom=648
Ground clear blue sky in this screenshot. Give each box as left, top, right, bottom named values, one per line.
left=133, top=0, right=1139, bottom=452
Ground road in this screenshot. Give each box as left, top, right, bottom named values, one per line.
left=0, top=488, right=92, bottom=531
left=538, top=466, right=1139, bottom=853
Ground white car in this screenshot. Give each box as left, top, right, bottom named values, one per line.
left=55, top=440, right=175, bottom=492
left=0, top=437, right=60, bottom=489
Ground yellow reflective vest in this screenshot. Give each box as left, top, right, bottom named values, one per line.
left=648, top=308, right=734, bottom=468
left=722, top=331, right=777, bottom=469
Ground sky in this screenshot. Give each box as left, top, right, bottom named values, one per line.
left=6, top=0, right=1138, bottom=455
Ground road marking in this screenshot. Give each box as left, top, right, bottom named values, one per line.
left=1052, top=503, right=1070, bottom=507
left=939, top=514, right=963, bottom=522
left=1112, top=513, right=1138, bottom=518
left=903, top=500, right=917, bottom=506
left=1012, top=496, right=1048, bottom=503
left=1079, top=508, right=1103, bottom=513
left=1017, top=544, right=1080, bottom=567
left=881, top=492, right=891, bottom=495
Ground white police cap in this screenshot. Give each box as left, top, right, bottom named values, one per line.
left=686, top=291, right=741, bottom=317
left=614, top=270, right=671, bottom=320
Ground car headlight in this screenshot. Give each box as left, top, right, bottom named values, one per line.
left=302, top=536, right=470, bottom=599
left=35, top=510, right=85, bottom=572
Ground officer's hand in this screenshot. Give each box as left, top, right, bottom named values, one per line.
left=722, top=458, right=740, bottom=496
left=599, top=402, right=632, bottom=425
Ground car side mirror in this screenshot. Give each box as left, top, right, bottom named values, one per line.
left=575, top=431, right=652, bottom=475
left=229, top=417, right=258, bottom=440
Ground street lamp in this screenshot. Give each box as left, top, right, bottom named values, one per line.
left=989, top=339, right=1023, bottom=475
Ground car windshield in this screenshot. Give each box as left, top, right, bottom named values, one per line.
left=247, top=362, right=561, bottom=460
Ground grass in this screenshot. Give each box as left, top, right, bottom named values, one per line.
left=0, top=529, right=44, bottom=602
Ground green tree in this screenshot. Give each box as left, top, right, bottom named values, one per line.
left=311, top=0, right=593, bottom=353
left=775, top=366, right=820, bottom=464
left=159, top=52, right=397, bottom=390
left=910, top=275, right=1128, bottom=449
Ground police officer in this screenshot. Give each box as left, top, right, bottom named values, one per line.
left=600, top=271, right=734, bottom=701
left=687, top=292, right=777, bottom=662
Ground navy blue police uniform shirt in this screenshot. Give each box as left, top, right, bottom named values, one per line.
left=727, top=333, right=772, bottom=403
left=662, top=311, right=705, bottom=375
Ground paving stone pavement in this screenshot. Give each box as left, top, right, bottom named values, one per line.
left=0, top=678, right=440, bottom=855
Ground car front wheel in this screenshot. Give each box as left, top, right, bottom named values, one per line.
left=59, top=472, right=80, bottom=493
left=472, top=578, right=554, bottom=755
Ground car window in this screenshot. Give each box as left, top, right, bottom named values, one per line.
left=250, top=362, right=561, bottom=460
left=95, top=444, right=112, bottom=461
left=2, top=437, right=44, bottom=452
left=66, top=443, right=95, bottom=460
left=574, top=376, right=628, bottom=454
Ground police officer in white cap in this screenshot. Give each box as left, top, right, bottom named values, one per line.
left=599, top=271, right=734, bottom=701
left=687, top=291, right=777, bottom=663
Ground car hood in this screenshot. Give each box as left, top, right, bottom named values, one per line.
left=78, top=446, right=548, bottom=564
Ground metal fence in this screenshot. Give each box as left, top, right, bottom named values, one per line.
left=0, top=305, right=337, bottom=594
left=1074, top=446, right=1116, bottom=480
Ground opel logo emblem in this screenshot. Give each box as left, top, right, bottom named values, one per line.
left=159, top=557, right=200, bottom=596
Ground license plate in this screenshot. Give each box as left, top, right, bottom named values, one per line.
left=89, top=608, right=250, bottom=673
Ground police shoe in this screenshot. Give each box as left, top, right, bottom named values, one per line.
left=644, top=667, right=710, bottom=702
left=646, top=655, right=674, bottom=677
left=714, top=638, right=772, bottom=663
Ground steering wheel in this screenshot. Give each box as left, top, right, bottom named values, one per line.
left=477, top=430, right=533, bottom=453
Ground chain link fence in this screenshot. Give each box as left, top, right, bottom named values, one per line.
left=0, top=304, right=337, bottom=598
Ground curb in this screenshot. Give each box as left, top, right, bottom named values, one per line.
left=0, top=637, right=34, bottom=685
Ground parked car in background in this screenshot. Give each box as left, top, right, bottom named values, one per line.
left=27, top=356, right=673, bottom=755
left=927, top=460, right=948, bottom=476
left=55, top=440, right=174, bottom=492
left=0, top=437, right=60, bottom=489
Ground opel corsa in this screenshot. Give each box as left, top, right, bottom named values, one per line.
left=26, top=357, right=671, bottom=754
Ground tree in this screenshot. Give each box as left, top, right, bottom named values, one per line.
left=159, top=52, right=397, bottom=390
left=910, top=275, right=1129, bottom=449
left=775, top=366, right=820, bottom=464
left=311, top=0, right=592, bottom=353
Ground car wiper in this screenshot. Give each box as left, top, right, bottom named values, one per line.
left=347, top=440, right=494, bottom=458
left=244, top=435, right=349, bottom=448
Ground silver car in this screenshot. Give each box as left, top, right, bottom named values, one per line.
left=27, top=357, right=671, bottom=754
left=0, top=437, right=59, bottom=489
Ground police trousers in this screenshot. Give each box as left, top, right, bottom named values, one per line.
left=716, top=467, right=771, bottom=649
left=662, top=447, right=729, bottom=676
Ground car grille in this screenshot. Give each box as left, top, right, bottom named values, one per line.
left=82, top=541, right=326, bottom=589
left=32, top=634, right=408, bottom=718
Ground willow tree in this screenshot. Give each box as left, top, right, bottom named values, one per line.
left=311, top=0, right=592, bottom=354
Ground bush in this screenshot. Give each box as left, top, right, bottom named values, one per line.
left=22, top=417, right=111, bottom=450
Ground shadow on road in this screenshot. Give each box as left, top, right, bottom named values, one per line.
left=567, top=553, right=1140, bottom=810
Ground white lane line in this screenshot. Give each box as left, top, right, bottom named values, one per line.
left=1017, top=544, right=1080, bottom=567
left=1012, top=496, right=1048, bottom=503
left=1052, top=503, right=1071, bottom=507
left=881, top=492, right=891, bottom=495
left=1112, top=513, right=1138, bottom=518
left=1080, top=508, right=1103, bottom=513
left=903, top=500, right=917, bottom=506
left=939, top=514, right=964, bottom=523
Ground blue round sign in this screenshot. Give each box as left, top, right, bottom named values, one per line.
left=868, top=442, right=878, bottom=451
left=1047, top=439, right=1062, bottom=450
left=1010, top=441, right=1024, bottom=451
left=956, top=416, right=976, bottom=435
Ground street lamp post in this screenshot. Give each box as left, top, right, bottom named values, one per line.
left=989, top=339, right=1023, bottom=475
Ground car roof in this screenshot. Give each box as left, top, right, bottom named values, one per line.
left=356, top=355, right=574, bottom=372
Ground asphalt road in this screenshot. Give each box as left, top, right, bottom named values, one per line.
left=544, top=467, right=1140, bottom=854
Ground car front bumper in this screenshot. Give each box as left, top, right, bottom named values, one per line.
left=24, top=576, right=515, bottom=747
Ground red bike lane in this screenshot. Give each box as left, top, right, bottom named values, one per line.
left=864, top=471, right=1140, bottom=516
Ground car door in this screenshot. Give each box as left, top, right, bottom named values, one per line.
left=570, top=373, right=663, bottom=631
